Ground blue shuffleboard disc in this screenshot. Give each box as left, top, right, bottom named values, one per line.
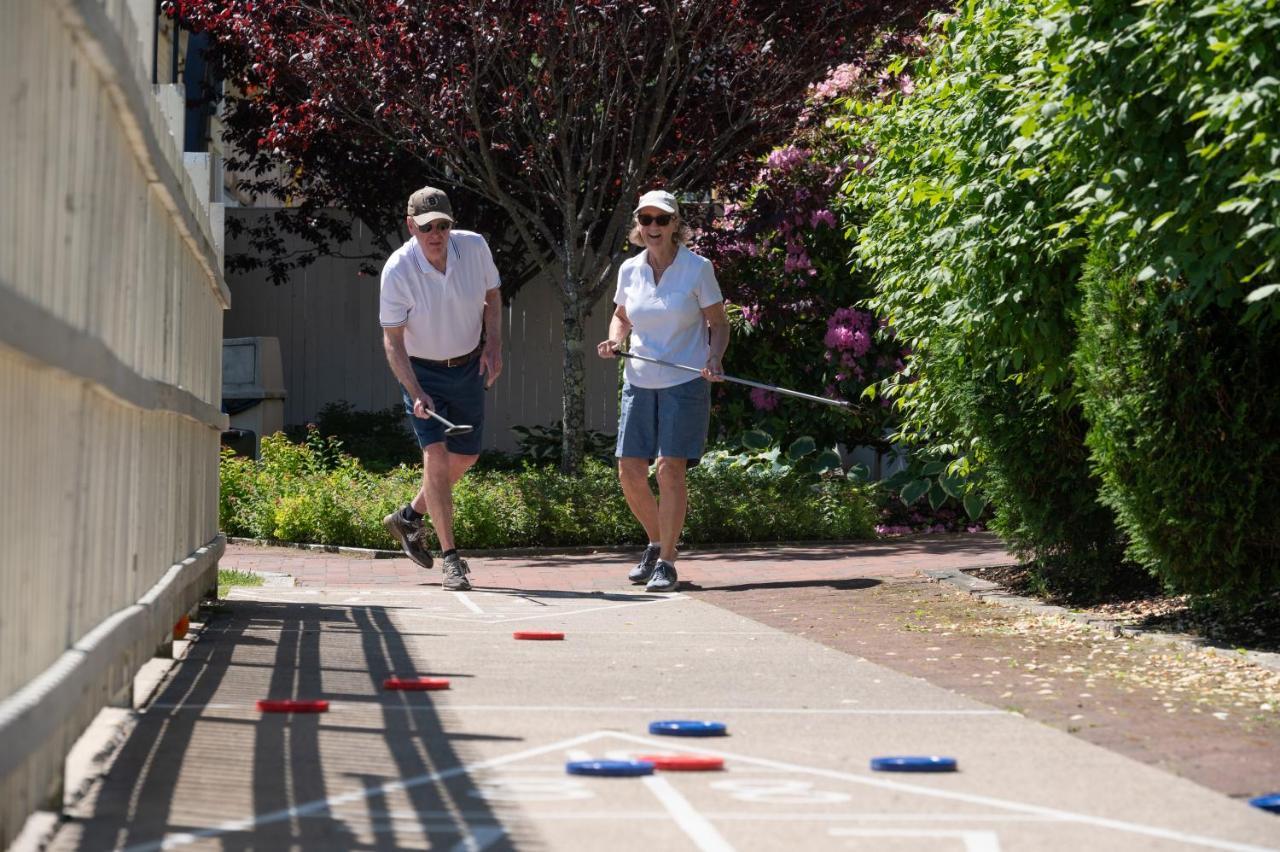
left=565, top=760, right=654, bottom=777
left=870, top=755, right=958, bottom=773
left=648, top=720, right=728, bottom=737
left=1249, top=793, right=1280, bottom=814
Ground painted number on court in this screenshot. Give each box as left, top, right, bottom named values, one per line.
left=711, top=778, right=851, bottom=804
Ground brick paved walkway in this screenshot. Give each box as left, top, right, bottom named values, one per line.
left=221, top=534, right=1014, bottom=591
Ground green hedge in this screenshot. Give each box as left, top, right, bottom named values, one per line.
left=1076, top=244, right=1280, bottom=598
left=838, top=0, right=1280, bottom=604
left=220, top=434, right=879, bottom=550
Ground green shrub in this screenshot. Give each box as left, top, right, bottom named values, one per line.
left=288, top=401, right=421, bottom=473
left=963, top=372, right=1148, bottom=602
left=219, top=437, right=879, bottom=550
left=1076, top=244, right=1280, bottom=601
left=838, top=0, right=1136, bottom=599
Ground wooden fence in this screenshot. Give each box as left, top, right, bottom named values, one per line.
left=0, top=0, right=228, bottom=843
left=224, top=210, right=621, bottom=452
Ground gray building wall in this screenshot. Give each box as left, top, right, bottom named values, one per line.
left=223, top=210, right=621, bottom=452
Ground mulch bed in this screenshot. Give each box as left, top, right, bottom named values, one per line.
left=966, top=565, right=1280, bottom=654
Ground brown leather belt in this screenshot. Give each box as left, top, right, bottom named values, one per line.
left=410, top=343, right=482, bottom=368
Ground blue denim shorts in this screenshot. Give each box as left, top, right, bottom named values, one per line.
left=616, top=377, right=711, bottom=463
left=401, top=355, right=485, bottom=455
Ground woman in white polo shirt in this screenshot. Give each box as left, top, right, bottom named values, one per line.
left=596, top=190, right=730, bottom=592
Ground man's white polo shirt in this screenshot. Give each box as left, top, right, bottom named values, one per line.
left=379, top=230, right=500, bottom=360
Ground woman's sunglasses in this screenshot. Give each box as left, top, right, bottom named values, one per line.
left=636, top=213, right=674, bottom=227
left=416, top=221, right=452, bottom=234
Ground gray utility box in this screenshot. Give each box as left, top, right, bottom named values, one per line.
left=222, top=336, right=286, bottom=458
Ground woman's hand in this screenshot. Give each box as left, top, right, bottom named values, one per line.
left=702, top=356, right=725, bottom=381
left=597, top=339, right=623, bottom=359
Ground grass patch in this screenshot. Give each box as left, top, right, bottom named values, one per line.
left=218, top=568, right=265, bottom=599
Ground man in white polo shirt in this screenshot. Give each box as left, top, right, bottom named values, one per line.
left=379, top=186, right=502, bottom=591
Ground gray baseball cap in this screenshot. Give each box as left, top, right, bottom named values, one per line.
left=407, top=186, right=454, bottom=227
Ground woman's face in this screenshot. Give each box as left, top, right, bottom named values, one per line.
left=636, top=206, right=677, bottom=250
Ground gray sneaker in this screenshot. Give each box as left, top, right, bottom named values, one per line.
left=442, top=554, right=472, bottom=591
left=646, top=560, right=678, bottom=593
left=628, top=544, right=661, bottom=584
left=383, top=510, right=433, bottom=570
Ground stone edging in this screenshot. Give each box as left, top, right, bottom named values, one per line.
left=223, top=535, right=912, bottom=560
left=924, top=567, right=1280, bottom=674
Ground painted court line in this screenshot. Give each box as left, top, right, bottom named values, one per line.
left=121, top=730, right=1276, bottom=852
left=829, top=828, right=1001, bottom=852
left=143, top=703, right=1008, bottom=716
left=119, top=731, right=609, bottom=852
left=454, top=592, right=485, bottom=614
left=341, top=809, right=1061, bottom=823
left=603, top=731, right=1279, bottom=852
left=642, top=774, right=735, bottom=852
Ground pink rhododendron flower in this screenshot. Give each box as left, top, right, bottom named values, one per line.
left=749, top=388, right=779, bottom=411
left=824, top=325, right=856, bottom=350
left=810, top=209, right=837, bottom=228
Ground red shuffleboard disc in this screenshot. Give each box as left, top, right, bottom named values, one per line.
left=513, top=630, right=565, bottom=640
left=256, top=699, right=329, bottom=713
left=636, top=754, right=725, bottom=771
left=383, top=677, right=451, bottom=691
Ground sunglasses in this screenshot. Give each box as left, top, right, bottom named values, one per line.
left=416, top=220, right=452, bottom=234
left=636, top=213, right=674, bottom=227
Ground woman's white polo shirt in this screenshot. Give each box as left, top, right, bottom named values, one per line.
left=613, top=245, right=723, bottom=389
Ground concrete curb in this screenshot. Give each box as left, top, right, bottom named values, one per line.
left=924, top=567, right=1280, bottom=674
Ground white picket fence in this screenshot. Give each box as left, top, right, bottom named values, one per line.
left=0, top=0, right=228, bottom=843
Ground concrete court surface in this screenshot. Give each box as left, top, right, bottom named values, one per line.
left=45, top=546, right=1280, bottom=851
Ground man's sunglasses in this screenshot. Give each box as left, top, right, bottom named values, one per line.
left=636, top=213, right=674, bottom=227
left=416, top=221, right=452, bottom=234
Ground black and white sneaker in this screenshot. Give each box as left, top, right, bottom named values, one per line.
left=383, top=510, right=434, bottom=570
left=628, top=544, right=661, bottom=584
left=442, top=554, right=472, bottom=591
left=646, top=560, right=678, bottom=593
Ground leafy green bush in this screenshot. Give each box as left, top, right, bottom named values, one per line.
left=1076, top=244, right=1280, bottom=599
left=962, top=373, right=1148, bottom=601
left=838, top=0, right=1135, bottom=598
left=1018, top=0, right=1280, bottom=328
left=287, top=401, right=421, bottom=473
left=219, top=433, right=879, bottom=550
left=838, top=0, right=1280, bottom=601
left=511, top=420, right=615, bottom=466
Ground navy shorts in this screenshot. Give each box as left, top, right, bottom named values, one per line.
left=616, top=377, right=711, bottom=463
left=401, top=355, right=485, bottom=455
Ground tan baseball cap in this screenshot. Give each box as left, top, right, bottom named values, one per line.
left=633, top=189, right=679, bottom=216
left=407, top=186, right=454, bottom=227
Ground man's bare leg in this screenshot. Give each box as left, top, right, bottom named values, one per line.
left=412, top=444, right=478, bottom=552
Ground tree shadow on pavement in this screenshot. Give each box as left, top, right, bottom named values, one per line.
left=53, top=599, right=532, bottom=852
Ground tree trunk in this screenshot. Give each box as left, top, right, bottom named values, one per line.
left=560, top=294, right=588, bottom=474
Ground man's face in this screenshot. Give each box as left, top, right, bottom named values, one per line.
left=409, top=216, right=452, bottom=253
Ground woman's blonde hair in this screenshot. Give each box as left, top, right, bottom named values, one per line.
left=628, top=217, right=692, bottom=248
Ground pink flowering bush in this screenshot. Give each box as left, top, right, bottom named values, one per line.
left=693, top=140, right=901, bottom=448
left=691, top=36, right=928, bottom=451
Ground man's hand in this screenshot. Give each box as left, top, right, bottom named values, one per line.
left=411, top=394, right=436, bottom=420
left=480, top=341, right=503, bottom=388
left=596, top=339, right=623, bottom=359
left=702, top=356, right=725, bottom=381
